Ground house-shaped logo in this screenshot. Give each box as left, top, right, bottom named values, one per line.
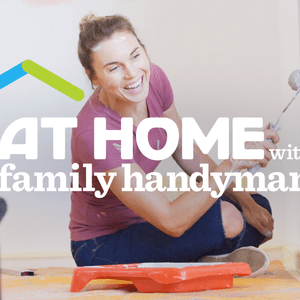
left=0, top=60, right=84, bottom=101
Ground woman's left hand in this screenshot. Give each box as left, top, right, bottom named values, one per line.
left=242, top=201, right=274, bottom=239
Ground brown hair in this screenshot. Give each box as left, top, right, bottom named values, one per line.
left=78, top=14, right=145, bottom=86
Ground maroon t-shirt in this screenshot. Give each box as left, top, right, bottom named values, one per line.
left=69, top=63, right=174, bottom=241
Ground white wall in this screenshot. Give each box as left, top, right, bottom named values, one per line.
left=277, top=0, right=300, bottom=252
left=0, top=0, right=299, bottom=257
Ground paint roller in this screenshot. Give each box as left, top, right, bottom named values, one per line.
left=248, top=70, right=300, bottom=174
left=226, top=70, right=300, bottom=187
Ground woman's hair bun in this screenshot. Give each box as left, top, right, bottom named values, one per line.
left=79, top=13, right=103, bottom=31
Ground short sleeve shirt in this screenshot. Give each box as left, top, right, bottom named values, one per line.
left=69, top=63, right=174, bottom=241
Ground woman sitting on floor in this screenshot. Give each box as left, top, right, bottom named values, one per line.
left=69, top=14, right=279, bottom=277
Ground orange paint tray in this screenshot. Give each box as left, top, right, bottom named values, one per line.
left=70, top=262, right=251, bottom=293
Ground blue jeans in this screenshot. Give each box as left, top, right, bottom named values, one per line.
left=71, top=194, right=271, bottom=266
left=223, top=193, right=272, bottom=248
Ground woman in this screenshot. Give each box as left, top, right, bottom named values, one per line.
left=70, top=14, right=279, bottom=276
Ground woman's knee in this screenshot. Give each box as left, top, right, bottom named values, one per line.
left=221, top=201, right=244, bottom=239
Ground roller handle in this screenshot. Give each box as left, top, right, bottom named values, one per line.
left=248, top=122, right=278, bottom=175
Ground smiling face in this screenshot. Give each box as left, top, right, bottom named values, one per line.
left=90, top=31, right=150, bottom=105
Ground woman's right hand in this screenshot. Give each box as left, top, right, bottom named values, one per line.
left=231, top=123, right=279, bottom=172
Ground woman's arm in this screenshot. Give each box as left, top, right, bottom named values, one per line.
left=107, top=103, right=276, bottom=238
left=163, top=103, right=279, bottom=238
left=108, top=159, right=236, bottom=238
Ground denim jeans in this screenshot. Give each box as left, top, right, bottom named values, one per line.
left=71, top=194, right=271, bottom=266
left=223, top=193, right=272, bottom=248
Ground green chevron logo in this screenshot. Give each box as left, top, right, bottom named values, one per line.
left=0, top=60, right=84, bottom=101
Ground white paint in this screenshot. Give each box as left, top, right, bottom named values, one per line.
left=138, top=262, right=226, bottom=268
left=91, top=36, right=127, bottom=52
left=91, top=42, right=103, bottom=52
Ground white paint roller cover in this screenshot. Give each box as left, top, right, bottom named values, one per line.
left=288, top=70, right=300, bottom=90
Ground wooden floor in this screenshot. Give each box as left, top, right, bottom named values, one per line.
left=2, top=260, right=300, bottom=300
